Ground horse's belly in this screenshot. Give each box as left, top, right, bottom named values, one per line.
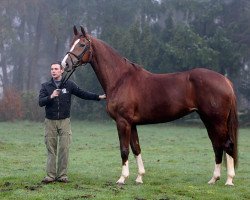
left=136, top=104, right=193, bottom=124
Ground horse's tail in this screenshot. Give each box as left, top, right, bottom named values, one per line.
left=226, top=92, right=239, bottom=167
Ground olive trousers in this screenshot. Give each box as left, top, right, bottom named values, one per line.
left=44, top=118, right=72, bottom=179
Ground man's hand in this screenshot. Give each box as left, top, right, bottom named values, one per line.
left=50, top=89, right=61, bottom=99
left=99, top=94, right=106, bottom=100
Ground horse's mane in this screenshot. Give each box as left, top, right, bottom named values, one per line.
left=93, top=36, right=142, bottom=70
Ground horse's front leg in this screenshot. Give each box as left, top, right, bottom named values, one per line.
left=116, top=118, right=131, bottom=185
left=130, top=125, right=145, bottom=184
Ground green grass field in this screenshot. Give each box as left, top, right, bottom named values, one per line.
left=0, top=121, right=249, bottom=200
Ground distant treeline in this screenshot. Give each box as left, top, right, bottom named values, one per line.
left=0, top=0, right=249, bottom=122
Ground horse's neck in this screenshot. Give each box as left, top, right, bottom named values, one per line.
left=90, top=38, right=131, bottom=94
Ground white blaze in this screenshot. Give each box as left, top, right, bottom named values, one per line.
left=61, top=39, right=80, bottom=68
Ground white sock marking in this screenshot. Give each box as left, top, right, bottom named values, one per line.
left=208, top=163, right=221, bottom=184
left=116, top=161, right=129, bottom=184
left=225, top=153, right=235, bottom=186
left=122, top=160, right=129, bottom=177
left=135, top=154, right=145, bottom=175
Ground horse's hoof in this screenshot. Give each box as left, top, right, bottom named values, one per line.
left=208, top=180, right=215, bottom=185
left=225, top=175, right=234, bottom=186
left=225, top=180, right=234, bottom=186
left=116, top=181, right=125, bottom=186
left=208, top=176, right=220, bottom=184
left=116, top=177, right=126, bottom=185
left=135, top=175, right=143, bottom=184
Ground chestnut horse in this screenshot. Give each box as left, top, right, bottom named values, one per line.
left=61, top=26, right=238, bottom=186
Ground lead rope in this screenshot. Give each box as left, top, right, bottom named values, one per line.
left=59, top=68, right=76, bottom=89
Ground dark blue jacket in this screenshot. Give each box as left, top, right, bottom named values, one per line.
left=39, top=79, right=100, bottom=120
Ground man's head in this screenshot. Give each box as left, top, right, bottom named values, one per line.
left=51, top=62, right=64, bottom=80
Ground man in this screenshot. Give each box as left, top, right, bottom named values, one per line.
left=39, top=62, right=106, bottom=183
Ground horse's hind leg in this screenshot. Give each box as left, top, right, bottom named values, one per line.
left=208, top=150, right=235, bottom=186
left=205, top=123, right=236, bottom=185
left=225, top=153, right=235, bottom=185
left=116, top=118, right=131, bottom=185
left=208, top=145, right=223, bottom=184
left=223, top=129, right=236, bottom=185
left=204, top=124, right=225, bottom=185
left=130, top=125, right=145, bottom=184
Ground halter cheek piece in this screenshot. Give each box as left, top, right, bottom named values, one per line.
left=66, top=39, right=92, bottom=69
left=59, top=37, right=92, bottom=89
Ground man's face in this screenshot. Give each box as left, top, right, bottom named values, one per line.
left=51, top=64, right=64, bottom=80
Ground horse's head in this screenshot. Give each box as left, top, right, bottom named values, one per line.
left=61, top=26, right=92, bottom=72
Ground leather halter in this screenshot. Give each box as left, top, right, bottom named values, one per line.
left=59, top=37, right=92, bottom=89
left=65, top=37, right=92, bottom=71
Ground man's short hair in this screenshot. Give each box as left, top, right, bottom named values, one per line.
left=51, top=61, right=63, bottom=69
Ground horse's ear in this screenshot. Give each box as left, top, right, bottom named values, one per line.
left=73, top=25, right=78, bottom=35
left=80, top=26, right=86, bottom=37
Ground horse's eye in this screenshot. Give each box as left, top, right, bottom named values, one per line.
left=79, top=43, right=85, bottom=47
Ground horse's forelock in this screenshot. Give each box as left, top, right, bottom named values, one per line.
left=70, top=34, right=90, bottom=47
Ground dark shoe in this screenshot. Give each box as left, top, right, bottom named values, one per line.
left=41, top=176, right=55, bottom=184
left=57, top=177, right=69, bottom=183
